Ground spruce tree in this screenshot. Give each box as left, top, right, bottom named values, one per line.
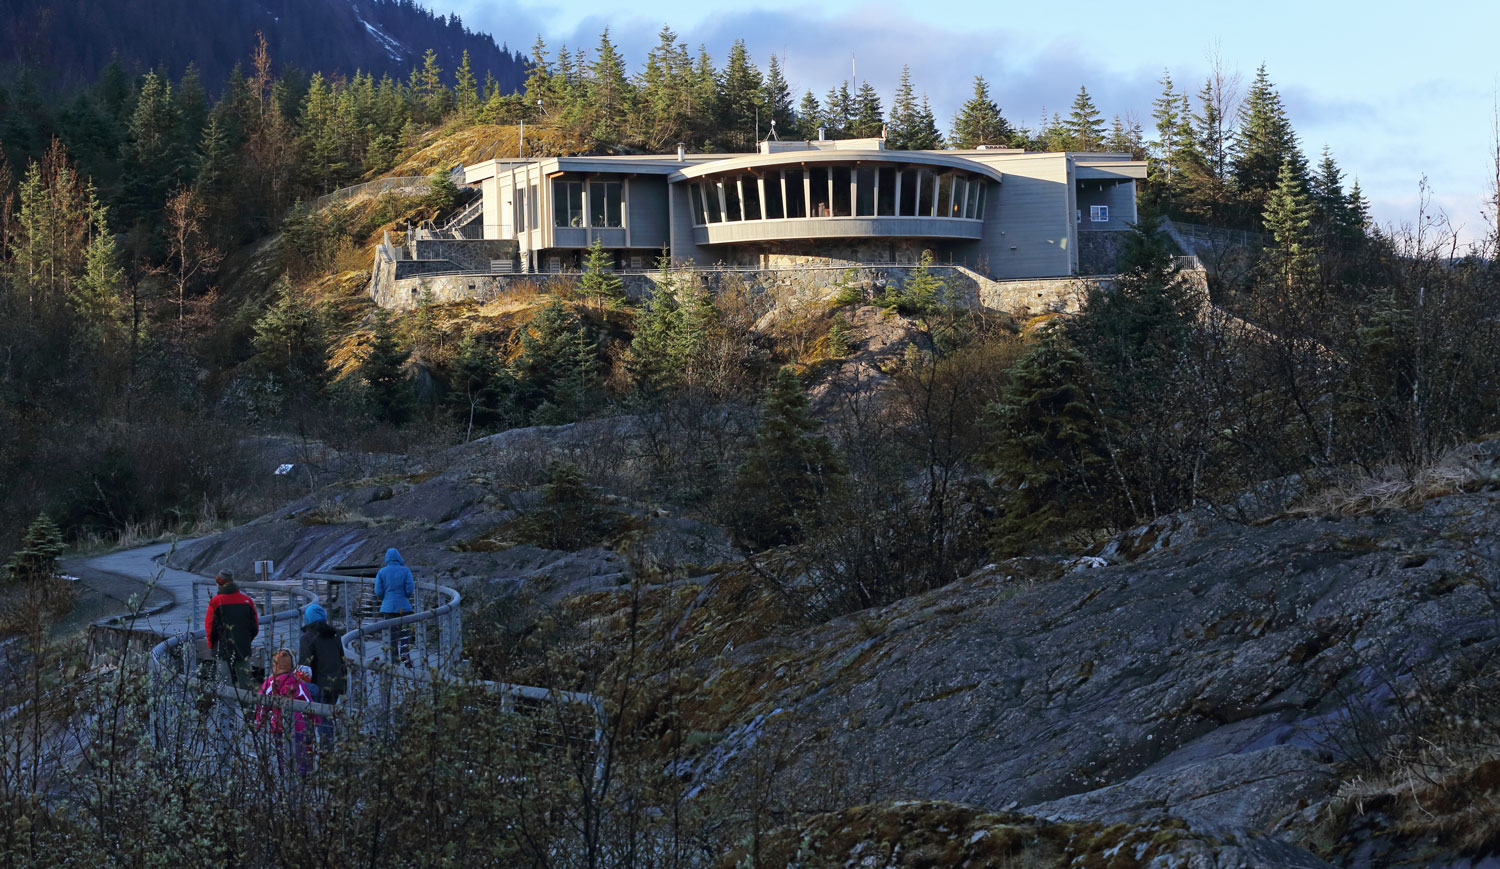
left=851, top=81, right=884, bottom=138
left=451, top=330, right=503, bottom=438
left=1231, top=64, right=1304, bottom=212
left=761, top=54, right=796, bottom=139
left=1261, top=160, right=1318, bottom=294
left=454, top=50, right=479, bottom=121
left=627, top=255, right=682, bottom=394
left=730, top=368, right=846, bottom=551
left=950, top=76, right=1013, bottom=148
left=579, top=238, right=625, bottom=316
left=4, top=514, right=64, bottom=585
left=983, top=326, right=1113, bottom=555
left=1065, top=85, right=1106, bottom=151
left=587, top=29, right=634, bottom=148
left=362, top=308, right=414, bottom=425
left=508, top=301, right=599, bottom=423
left=821, top=82, right=853, bottom=138
left=795, top=90, right=822, bottom=140
left=910, top=95, right=943, bottom=150
left=887, top=66, right=920, bottom=149
left=719, top=40, right=765, bottom=149
left=253, top=276, right=329, bottom=398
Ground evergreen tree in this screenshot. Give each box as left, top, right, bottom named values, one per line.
left=627, top=255, right=682, bottom=394
left=1065, top=85, right=1106, bottom=151
left=640, top=26, right=692, bottom=151
left=687, top=45, right=720, bottom=146
left=587, top=29, right=634, bottom=148
left=508, top=301, right=599, bottom=424
left=719, top=40, right=765, bottom=149
left=1261, top=160, right=1318, bottom=293
left=730, top=368, right=846, bottom=551
left=1310, top=145, right=1357, bottom=243
left=578, top=238, right=625, bottom=315
left=1347, top=179, right=1371, bottom=235
left=795, top=90, right=822, bottom=141
left=454, top=50, right=479, bottom=120
left=761, top=53, right=795, bottom=140
left=1231, top=64, right=1304, bottom=212
left=983, top=326, right=1112, bottom=555
left=524, top=35, right=554, bottom=111
left=415, top=49, right=451, bottom=123
left=4, top=514, right=63, bottom=585
left=175, top=63, right=209, bottom=148
left=362, top=308, right=414, bottom=425
left=949, top=76, right=1013, bottom=148
left=850, top=81, right=884, bottom=138
left=252, top=276, right=329, bottom=397
left=821, top=82, right=853, bottom=138
left=451, top=329, right=503, bottom=437
left=124, top=70, right=182, bottom=217
left=886, top=66, right=920, bottom=149
left=909, top=95, right=943, bottom=150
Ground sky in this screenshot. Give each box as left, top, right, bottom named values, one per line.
left=443, top=0, right=1500, bottom=247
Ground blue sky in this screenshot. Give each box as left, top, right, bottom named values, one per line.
left=445, top=0, right=1499, bottom=247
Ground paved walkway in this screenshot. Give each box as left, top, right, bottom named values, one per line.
left=82, top=540, right=207, bottom=635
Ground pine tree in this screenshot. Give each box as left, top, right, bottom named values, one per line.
left=124, top=70, right=182, bottom=217
left=983, top=326, right=1113, bottom=555
left=454, top=50, right=479, bottom=120
left=949, top=76, right=1013, bottom=148
left=1231, top=64, right=1304, bottom=213
left=887, top=66, right=920, bottom=149
left=362, top=308, right=414, bottom=425
left=1261, top=160, right=1318, bottom=294
left=450, top=330, right=503, bottom=438
left=415, top=49, right=450, bottom=123
left=1310, top=146, right=1355, bottom=243
left=508, top=301, right=599, bottom=423
left=587, top=29, right=634, bottom=148
left=1065, top=85, right=1106, bottom=151
left=640, top=26, right=692, bottom=151
left=579, top=237, right=625, bottom=316
left=253, top=276, right=329, bottom=398
left=795, top=90, right=822, bottom=140
left=910, top=95, right=943, bottom=150
left=730, top=368, right=846, bottom=550
left=761, top=54, right=795, bottom=140
left=4, top=514, right=64, bottom=585
left=851, top=81, right=884, bottom=138
left=719, top=40, right=765, bottom=149
left=821, top=82, right=853, bottom=138
left=1148, top=70, right=1183, bottom=199
left=627, top=255, right=683, bottom=394
left=525, top=35, right=554, bottom=111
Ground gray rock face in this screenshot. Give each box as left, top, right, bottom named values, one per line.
left=703, top=489, right=1500, bottom=838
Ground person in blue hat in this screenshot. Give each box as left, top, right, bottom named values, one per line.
left=373, top=548, right=415, bottom=662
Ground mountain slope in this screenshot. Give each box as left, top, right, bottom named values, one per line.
left=2, top=0, right=526, bottom=92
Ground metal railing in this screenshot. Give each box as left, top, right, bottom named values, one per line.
left=148, top=572, right=603, bottom=751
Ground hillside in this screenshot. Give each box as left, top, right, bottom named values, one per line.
left=1, top=0, right=526, bottom=92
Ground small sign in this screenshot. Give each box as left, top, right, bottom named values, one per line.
left=254, top=560, right=275, bottom=581
left=274, top=463, right=295, bottom=476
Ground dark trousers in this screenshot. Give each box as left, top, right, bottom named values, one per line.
left=386, top=613, right=413, bottom=662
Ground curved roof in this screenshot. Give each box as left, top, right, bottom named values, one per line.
left=669, top=149, right=1005, bottom=184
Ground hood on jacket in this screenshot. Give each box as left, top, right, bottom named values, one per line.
left=302, top=602, right=328, bottom=627
left=384, top=548, right=405, bottom=566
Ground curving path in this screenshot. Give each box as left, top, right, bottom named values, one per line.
left=83, top=540, right=207, bottom=635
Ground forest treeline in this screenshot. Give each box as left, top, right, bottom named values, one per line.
left=0, top=23, right=1476, bottom=566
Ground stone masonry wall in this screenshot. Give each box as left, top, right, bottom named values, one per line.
left=1078, top=231, right=1127, bottom=276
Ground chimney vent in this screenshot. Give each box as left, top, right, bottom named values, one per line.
left=676, top=143, right=686, bottom=161
left=817, top=126, right=826, bottom=141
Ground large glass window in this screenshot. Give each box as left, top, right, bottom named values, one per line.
left=898, top=170, right=918, bottom=216
left=690, top=183, right=706, bottom=224
left=935, top=174, right=952, bottom=219
left=742, top=175, right=762, bottom=220
left=951, top=177, right=966, bottom=218
left=529, top=184, right=539, bottom=228
left=918, top=171, right=937, bottom=216
left=966, top=178, right=981, bottom=219
left=877, top=168, right=896, bottom=216
left=785, top=170, right=806, bottom=218
left=704, top=182, right=722, bottom=223
left=974, top=183, right=986, bottom=220
left=516, top=187, right=526, bottom=232
left=832, top=167, right=852, bottom=217
left=553, top=181, right=584, bottom=227
left=723, top=180, right=742, bottom=221
left=856, top=168, right=876, bottom=216
left=809, top=167, right=830, bottom=217
left=764, top=171, right=784, bottom=219
left=589, top=181, right=623, bottom=227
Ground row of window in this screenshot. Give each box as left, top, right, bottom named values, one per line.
left=552, top=181, right=625, bottom=229
left=688, top=167, right=987, bottom=226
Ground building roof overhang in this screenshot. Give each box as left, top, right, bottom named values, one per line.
left=667, top=149, right=1006, bottom=184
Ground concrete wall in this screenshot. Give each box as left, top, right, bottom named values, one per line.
left=1077, top=232, right=1127, bottom=276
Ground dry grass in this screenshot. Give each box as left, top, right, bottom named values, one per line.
left=387, top=124, right=590, bottom=177
left=1290, top=444, right=1500, bottom=517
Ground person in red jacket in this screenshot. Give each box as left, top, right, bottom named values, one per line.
left=204, top=569, right=259, bottom=688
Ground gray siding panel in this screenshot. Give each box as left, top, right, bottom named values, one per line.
left=628, top=177, right=670, bottom=249
left=972, top=155, right=1073, bottom=279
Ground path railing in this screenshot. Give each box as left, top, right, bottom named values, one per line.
left=148, top=571, right=603, bottom=754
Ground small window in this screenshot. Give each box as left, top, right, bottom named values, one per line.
left=629, top=255, right=644, bottom=270
left=529, top=184, right=539, bottom=228
left=516, top=188, right=527, bottom=232
left=1090, top=205, right=1109, bottom=223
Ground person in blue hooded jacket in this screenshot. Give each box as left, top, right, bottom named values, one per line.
left=373, top=548, right=415, bottom=662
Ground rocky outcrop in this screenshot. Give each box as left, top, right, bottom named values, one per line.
left=687, top=483, right=1500, bottom=858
